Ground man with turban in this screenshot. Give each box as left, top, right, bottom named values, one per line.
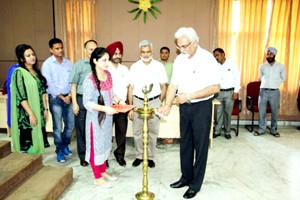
left=254, top=47, right=286, bottom=137
left=106, top=41, right=130, bottom=166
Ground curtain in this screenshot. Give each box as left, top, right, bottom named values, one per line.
left=266, top=0, right=300, bottom=115
left=236, top=0, right=269, bottom=112
left=65, top=0, right=96, bottom=63
left=216, top=0, right=233, bottom=58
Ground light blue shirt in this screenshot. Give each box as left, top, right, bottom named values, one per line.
left=41, top=55, right=73, bottom=97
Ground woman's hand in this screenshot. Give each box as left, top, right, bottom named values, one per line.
left=104, top=106, right=118, bottom=115
left=29, top=113, right=37, bottom=126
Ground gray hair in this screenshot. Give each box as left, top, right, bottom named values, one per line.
left=174, top=27, right=199, bottom=42
left=139, top=40, right=153, bottom=49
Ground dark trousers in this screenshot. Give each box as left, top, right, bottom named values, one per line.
left=20, top=127, right=33, bottom=151
left=42, top=126, right=49, bottom=144
left=179, top=98, right=212, bottom=192
left=113, top=112, right=128, bottom=159
left=75, top=95, right=87, bottom=160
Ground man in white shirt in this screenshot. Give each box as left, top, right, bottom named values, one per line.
left=106, top=41, right=129, bottom=166
left=254, top=47, right=286, bottom=137
left=159, top=27, right=221, bottom=199
left=213, top=48, right=240, bottom=140
left=128, top=40, right=168, bottom=168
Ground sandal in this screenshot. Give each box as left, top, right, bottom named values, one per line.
left=253, top=131, right=263, bottom=136
left=271, top=132, right=280, bottom=138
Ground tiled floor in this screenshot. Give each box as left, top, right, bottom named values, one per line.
left=1, top=126, right=300, bottom=200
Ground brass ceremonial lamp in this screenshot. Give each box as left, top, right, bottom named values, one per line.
left=135, top=84, right=155, bottom=200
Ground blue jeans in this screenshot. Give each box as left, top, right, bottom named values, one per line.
left=49, top=95, right=74, bottom=152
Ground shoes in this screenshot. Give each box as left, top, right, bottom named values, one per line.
left=183, top=189, right=198, bottom=199
left=102, top=173, right=118, bottom=181
left=170, top=180, right=188, bottom=189
left=116, top=158, right=126, bottom=166
left=213, top=133, right=221, bottom=138
left=132, top=158, right=143, bottom=167
left=80, top=159, right=89, bottom=167
left=106, top=160, right=109, bottom=168
left=148, top=159, right=155, bottom=168
left=94, top=180, right=112, bottom=189
left=62, top=147, right=72, bottom=156
left=44, top=142, right=50, bottom=148
left=57, top=151, right=66, bottom=163
left=270, top=132, right=280, bottom=137
left=225, top=134, right=232, bottom=140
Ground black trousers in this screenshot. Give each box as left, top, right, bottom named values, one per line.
left=113, top=112, right=128, bottom=159
left=20, top=127, right=33, bottom=151
left=179, top=98, right=212, bottom=192
left=75, top=95, right=87, bottom=160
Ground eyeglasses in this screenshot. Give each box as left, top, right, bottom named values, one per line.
left=176, top=41, right=192, bottom=50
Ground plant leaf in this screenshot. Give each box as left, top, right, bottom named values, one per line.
left=128, top=0, right=139, bottom=4
left=143, top=12, right=147, bottom=23
left=128, top=8, right=140, bottom=13
left=133, top=9, right=142, bottom=20
left=148, top=8, right=157, bottom=19
left=151, top=6, right=161, bottom=14
left=151, top=0, right=161, bottom=4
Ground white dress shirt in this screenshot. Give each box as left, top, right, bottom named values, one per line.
left=129, top=59, right=168, bottom=98
left=107, top=62, right=129, bottom=101
left=171, top=45, right=221, bottom=102
left=218, top=59, right=240, bottom=93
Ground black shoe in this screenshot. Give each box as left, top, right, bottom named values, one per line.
left=183, top=189, right=198, bottom=199
left=170, top=180, right=188, bottom=189
left=225, top=134, right=232, bottom=140
left=213, top=133, right=221, bottom=138
left=80, top=159, right=89, bottom=167
left=116, top=158, right=126, bottom=166
left=148, top=159, right=155, bottom=168
left=132, top=158, right=142, bottom=167
left=106, top=160, right=109, bottom=168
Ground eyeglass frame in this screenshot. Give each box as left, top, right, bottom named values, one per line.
left=176, top=41, right=192, bottom=50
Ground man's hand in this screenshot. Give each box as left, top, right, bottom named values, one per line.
left=158, top=104, right=172, bottom=116
left=72, top=103, right=79, bottom=116
left=128, top=110, right=134, bottom=121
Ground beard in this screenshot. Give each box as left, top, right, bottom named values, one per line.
left=111, top=58, right=121, bottom=64
left=141, top=56, right=152, bottom=62
left=267, top=56, right=275, bottom=63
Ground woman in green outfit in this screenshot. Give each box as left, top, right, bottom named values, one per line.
left=11, top=44, right=49, bottom=154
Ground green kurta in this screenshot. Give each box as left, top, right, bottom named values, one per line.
left=11, top=67, right=45, bottom=154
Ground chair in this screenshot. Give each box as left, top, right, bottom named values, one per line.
left=245, top=81, right=271, bottom=132
left=231, top=99, right=242, bottom=136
